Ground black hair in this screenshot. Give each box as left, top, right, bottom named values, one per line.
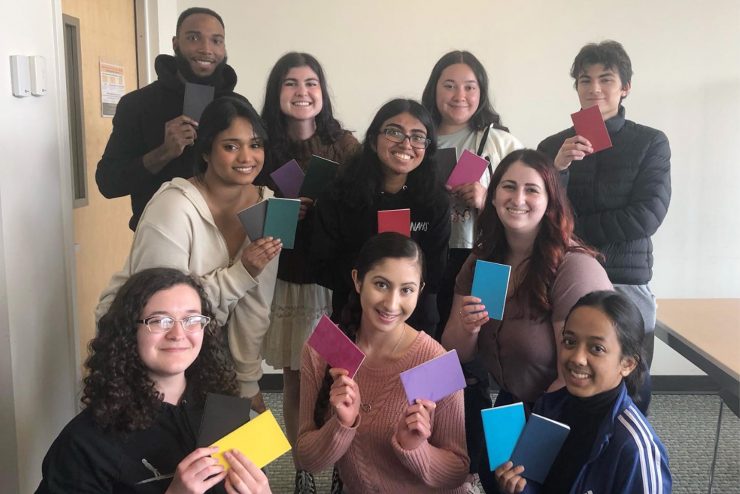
left=84, top=268, right=238, bottom=431
left=570, top=40, right=633, bottom=90
left=194, top=96, right=268, bottom=178
left=313, top=233, right=425, bottom=427
left=176, top=7, right=225, bottom=34
left=331, top=98, right=445, bottom=210
left=260, top=52, right=346, bottom=174
left=565, top=290, right=646, bottom=397
left=421, top=50, right=509, bottom=132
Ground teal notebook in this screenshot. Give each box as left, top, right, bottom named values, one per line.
left=481, top=402, right=526, bottom=471
left=299, top=155, right=339, bottom=199
left=264, top=198, right=300, bottom=249
left=471, top=260, right=511, bottom=320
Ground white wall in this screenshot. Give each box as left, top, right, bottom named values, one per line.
left=174, top=0, right=740, bottom=375
left=0, top=0, right=78, bottom=490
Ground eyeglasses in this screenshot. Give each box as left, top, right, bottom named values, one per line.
left=380, top=128, right=430, bottom=149
left=136, top=314, right=212, bottom=334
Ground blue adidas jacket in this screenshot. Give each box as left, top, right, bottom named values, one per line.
left=524, top=383, right=671, bottom=494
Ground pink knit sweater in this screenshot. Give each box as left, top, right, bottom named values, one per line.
left=297, top=331, right=469, bottom=493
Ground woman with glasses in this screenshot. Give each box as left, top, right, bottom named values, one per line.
left=258, top=53, right=360, bottom=492
left=38, top=268, right=273, bottom=493
left=96, top=96, right=281, bottom=413
left=311, top=98, right=450, bottom=335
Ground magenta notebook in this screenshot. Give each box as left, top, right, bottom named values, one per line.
left=306, top=315, right=365, bottom=378
left=269, top=159, right=305, bottom=199
left=399, top=350, right=466, bottom=405
left=446, top=149, right=489, bottom=187
left=378, top=209, right=411, bottom=237
left=571, top=105, right=612, bottom=153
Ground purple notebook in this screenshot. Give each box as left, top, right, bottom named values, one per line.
left=446, top=149, right=489, bottom=187
left=269, top=159, right=305, bottom=199
left=399, top=350, right=466, bottom=405
left=306, top=315, right=365, bottom=378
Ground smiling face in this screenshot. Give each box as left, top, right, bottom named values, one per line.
left=375, top=112, right=428, bottom=184
left=492, top=161, right=548, bottom=238
left=352, top=256, right=422, bottom=334
left=435, top=63, right=480, bottom=133
left=576, top=63, right=630, bottom=121
left=172, top=13, right=225, bottom=78
left=136, top=284, right=205, bottom=384
left=560, top=306, right=638, bottom=398
left=203, top=116, right=264, bottom=186
left=279, top=65, right=323, bottom=122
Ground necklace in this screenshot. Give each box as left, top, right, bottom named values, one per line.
left=390, top=323, right=407, bottom=357
left=359, top=323, right=407, bottom=413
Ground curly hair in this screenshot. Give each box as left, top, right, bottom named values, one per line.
left=421, top=50, right=509, bottom=132
left=261, top=52, right=347, bottom=174
left=83, top=268, right=238, bottom=432
left=312, top=233, right=424, bottom=427
left=330, top=98, right=446, bottom=211
left=474, top=149, right=600, bottom=319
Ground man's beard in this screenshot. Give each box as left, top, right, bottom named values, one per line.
left=174, top=47, right=228, bottom=86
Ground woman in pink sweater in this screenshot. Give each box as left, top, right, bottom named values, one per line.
left=296, top=232, right=469, bottom=493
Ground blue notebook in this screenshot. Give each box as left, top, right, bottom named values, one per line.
left=471, top=260, right=511, bottom=320
left=481, top=402, right=526, bottom=471
left=264, top=198, right=301, bottom=249
left=510, top=413, right=570, bottom=483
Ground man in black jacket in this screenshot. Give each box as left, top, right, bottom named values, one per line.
left=96, top=7, right=238, bottom=230
left=538, top=40, right=671, bottom=413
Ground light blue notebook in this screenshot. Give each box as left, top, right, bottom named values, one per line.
left=481, top=402, right=525, bottom=471
left=471, top=260, right=511, bottom=320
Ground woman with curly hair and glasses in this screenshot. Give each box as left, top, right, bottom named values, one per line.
left=37, top=268, right=272, bottom=493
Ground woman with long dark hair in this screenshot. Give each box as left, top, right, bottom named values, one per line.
left=38, top=268, right=272, bottom=493
left=298, top=233, right=469, bottom=493
left=96, top=96, right=281, bottom=413
left=442, top=149, right=612, bottom=492
left=311, top=98, right=450, bottom=336
left=259, top=53, right=359, bottom=490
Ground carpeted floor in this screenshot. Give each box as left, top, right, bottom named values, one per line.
left=263, top=392, right=740, bottom=493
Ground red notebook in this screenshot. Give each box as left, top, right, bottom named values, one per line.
left=378, top=209, right=411, bottom=237
left=571, top=105, right=612, bottom=153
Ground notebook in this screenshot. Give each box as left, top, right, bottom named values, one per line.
left=299, top=155, right=339, bottom=199
left=378, top=208, right=411, bottom=237
left=306, top=315, right=366, bottom=378
left=481, top=402, right=526, bottom=471
left=571, top=104, right=612, bottom=153
left=471, top=260, right=511, bottom=320
left=197, top=393, right=251, bottom=448
left=399, top=350, right=466, bottom=405
left=270, top=159, right=304, bottom=199
left=510, top=413, right=570, bottom=483
left=210, top=410, right=291, bottom=470
left=446, top=149, right=489, bottom=187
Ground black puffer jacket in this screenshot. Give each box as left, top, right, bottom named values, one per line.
left=96, top=55, right=239, bottom=230
left=538, top=106, right=671, bottom=285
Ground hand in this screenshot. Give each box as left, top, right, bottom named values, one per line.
left=395, top=398, right=436, bottom=451
left=241, top=237, right=282, bottom=278
left=553, top=135, right=593, bottom=171
left=494, top=461, right=527, bottom=494
left=161, top=115, right=198, bottom=161
left=448, top=182, right=487, bottom=210
left=328, top=368, right=360, bottom=427
left=459, top=296, right=489, bottom=333
left=223, top=450, right=271, bottom=494
left=165, top=446, right=226, bottom=494
left=298, top=197, right=314, bottom=221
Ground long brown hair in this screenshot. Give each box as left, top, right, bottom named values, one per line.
left=474, top=149, right=599, bottom=319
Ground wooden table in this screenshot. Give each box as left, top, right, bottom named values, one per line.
left=655, top=298, right=740, bottom=494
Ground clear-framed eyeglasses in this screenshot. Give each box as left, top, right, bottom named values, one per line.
left=380, top=127, right=431, bottom=149
left=136, top=314, right=212, bottom=334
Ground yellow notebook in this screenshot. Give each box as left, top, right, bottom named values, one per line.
left=210, top=410, right=291, bottom=469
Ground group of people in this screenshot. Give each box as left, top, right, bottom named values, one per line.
left=37, top=6, right=673, bottom=494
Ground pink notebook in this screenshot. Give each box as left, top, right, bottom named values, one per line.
left=446, top=149, right=489, bottom=187
left=306, top=315, right=366, bottom=378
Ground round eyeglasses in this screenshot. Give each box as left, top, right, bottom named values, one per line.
left=380, top=128, right=430, bottom=149
left=136, top=314, right=211, bottom=333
